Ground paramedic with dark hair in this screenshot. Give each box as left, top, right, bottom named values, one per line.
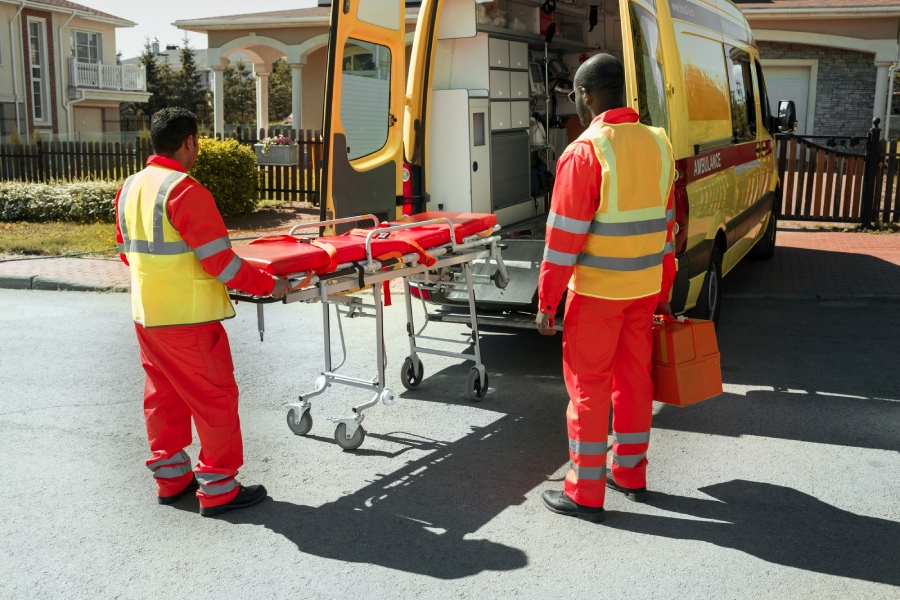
left=535, top=54, right=676, bottom=522
left=114, top=107, right=291, bottom=517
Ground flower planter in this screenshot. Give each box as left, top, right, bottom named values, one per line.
left=254, top=143, right=299, bottom=166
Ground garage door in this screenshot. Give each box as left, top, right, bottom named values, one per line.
left=764, top=66, right=811, bottom=135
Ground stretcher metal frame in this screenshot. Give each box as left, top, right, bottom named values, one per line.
left=229, top=214, right=509, bottom=450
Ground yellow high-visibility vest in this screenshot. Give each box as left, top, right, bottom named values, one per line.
left=119, top=165, right=235, bottom=327
left=571, top=120, right=675, bottom=300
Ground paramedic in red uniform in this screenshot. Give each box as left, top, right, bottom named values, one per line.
left=536, top=55, right=675, bottom=522
left=115, top=108, right=290, bottom=517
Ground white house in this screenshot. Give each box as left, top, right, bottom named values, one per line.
left=0, top=0, right=150, bottom=142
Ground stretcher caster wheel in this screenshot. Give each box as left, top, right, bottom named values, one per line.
left=466, top=367, right=489, bottom=402
left=287, top=408, right=313, bottom=436
left=334, top=423, right=366, bottom=451
left=401, top=357, right=425, bottom=390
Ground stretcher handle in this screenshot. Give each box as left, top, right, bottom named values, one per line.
left=361, top=218, right=458, bottom=267
left=288, top=214, right=381, bottom=236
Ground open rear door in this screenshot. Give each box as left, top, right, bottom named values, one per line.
left=320, top=0, right=407, bottom=229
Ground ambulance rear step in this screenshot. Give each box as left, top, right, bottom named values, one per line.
left=428, top=309, right=563, bottom=332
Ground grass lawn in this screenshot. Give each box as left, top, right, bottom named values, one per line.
left=0, top=221, right=117, bottom=256
left=0, top=200, right=313, bottom=257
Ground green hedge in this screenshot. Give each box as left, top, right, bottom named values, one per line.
left=0, top=138, right=260, bottom=223
left=189, top=137, right=260, bottom=218
left=0, top=180, right=120, bottom=223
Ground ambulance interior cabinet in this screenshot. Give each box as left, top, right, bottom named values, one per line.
left=427, top=90, right=492, bottom=214
left=491, top=129, right=530, bottom=211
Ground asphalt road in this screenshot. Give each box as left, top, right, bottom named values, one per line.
left=0, top=290, right=898, bottom=599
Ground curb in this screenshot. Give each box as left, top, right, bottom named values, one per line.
left=724, top=293, right=900, bottom=301
left=0, top=274, right=128, bottom=293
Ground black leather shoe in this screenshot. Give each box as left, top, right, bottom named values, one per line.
left=606, top=477, right=648, bottom=503
left=158, top=476, right=199, bottom=505
left=542, top=490, right=606, bottom=522
left=199, top=484, right=268, bottom=517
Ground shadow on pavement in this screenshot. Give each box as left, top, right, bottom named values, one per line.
left=722, top=245, right=900, bottom=298
left=213, top=301, right=897, bottom=581
left=217, top=332, right=569, bottom=579
left=604, top=479, right=900, bottom=586
left=653, top=298, right=900, bottom=452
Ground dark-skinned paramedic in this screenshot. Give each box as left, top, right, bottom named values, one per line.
left=115, top=108, right=291, bottom=517
left=535, top=55, right=675, bottom=522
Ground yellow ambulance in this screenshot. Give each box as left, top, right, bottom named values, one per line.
left=318, top=0, right=797, bottom=326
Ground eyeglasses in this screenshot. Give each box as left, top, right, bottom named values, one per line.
left=567, top=86, right=586, bottom=103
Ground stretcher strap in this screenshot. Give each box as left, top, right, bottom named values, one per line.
left=375, top=250, right=405, bottom=307
left=311, top=240, right=338, bottom=273
left=291, top=271, right=313, bottom=291
left=347, top=228, right=437, bottom=267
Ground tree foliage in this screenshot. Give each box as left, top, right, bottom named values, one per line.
left=269, top=58, right=292, bottom=124
left=224, top=60, right=257, bottom=125
left=121, top=38, right=209, bottom=121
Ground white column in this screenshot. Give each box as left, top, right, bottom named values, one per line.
left=211, top=66, right=225, bottom=138
left=255, top=68, right=270, bottom=134
left=290, top=63, right=304, bottom=131
left=874, top=62, right=892, bottom=136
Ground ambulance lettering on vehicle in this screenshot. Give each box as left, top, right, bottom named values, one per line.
left=683, top=144, right=760, bottom=184
left=693, top=152, right=722, bottom=178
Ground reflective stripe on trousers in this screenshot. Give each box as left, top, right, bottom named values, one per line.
left=147, top=450, right=191, bottom=479
left=562, top=292, right=657, bottom=508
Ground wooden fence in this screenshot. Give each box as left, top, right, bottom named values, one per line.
left=776, top=119, right=898, bottom=226
left=0, top=127, right=323, bottom=205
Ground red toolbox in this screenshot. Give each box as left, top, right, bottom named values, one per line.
left=652, top=317, right=723, bottom=407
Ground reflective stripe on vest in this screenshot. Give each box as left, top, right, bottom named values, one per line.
left=121, top=166, right=235, bottom=327
left=571, top=121, right=675, bottom=300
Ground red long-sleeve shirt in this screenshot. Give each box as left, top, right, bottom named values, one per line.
left=115, top=155, right=276, bottom=297
left=538, top=107, right=675, bottom=315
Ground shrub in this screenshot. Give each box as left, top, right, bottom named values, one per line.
left=190, top=137, right=260, bottom=217
left=0, top=179, right=120, bottom=223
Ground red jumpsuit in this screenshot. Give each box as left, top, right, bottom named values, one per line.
left=115, top=155, right=276, bottom=508
left=538, top=108, right=675, bottom=508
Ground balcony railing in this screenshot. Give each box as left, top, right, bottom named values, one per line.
left=69, top=58, right=146, bottom=92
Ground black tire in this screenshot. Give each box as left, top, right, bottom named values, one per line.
left=751, top=210, right=777, bottom=260
left=400, top=356, right=424, bottom=390
left=687, top=244, right=723, bottom=328
left=466, top=367, right=489, bottom=402
left=334, top=423, right=366, bottom=451
left=286, top=408, right=312, bottom=436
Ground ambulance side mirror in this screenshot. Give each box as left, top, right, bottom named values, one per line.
left=776, top=100, right=797, bottom=134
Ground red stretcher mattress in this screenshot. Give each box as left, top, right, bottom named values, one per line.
left=234, top=212, right=497, bottom=277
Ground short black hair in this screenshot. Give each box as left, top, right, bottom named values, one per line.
left=575, top=54, right=625, bottom=107
left=150, top=108, right=198, bottom=155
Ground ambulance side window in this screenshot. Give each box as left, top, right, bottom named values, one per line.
left=753, top=59, right=773, bottom=133
left=340, top=39, right=392, bottom=160
left=725, top=46, right=756, bottom=142
left=628, top=2, right=670, bottom=134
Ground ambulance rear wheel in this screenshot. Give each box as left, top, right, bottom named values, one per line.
left=752, top=209, right=777, bottom=260
left=687, top=245, right=722, bottom=328
left=401, top=357, right=424, bottom=390
left=286, top=408, right=312, bottom=436
left=467, top=367, right=489, bottom=402
left=334, top=423, right=366, bottom=451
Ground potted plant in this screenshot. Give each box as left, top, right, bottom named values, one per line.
left=254, top=135, right=299, bottom=165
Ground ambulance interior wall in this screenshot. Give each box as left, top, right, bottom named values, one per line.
left=425, top=0, right=628, bottom=225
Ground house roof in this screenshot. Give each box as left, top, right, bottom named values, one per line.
left=5, top=0, right=135, bottom=26
left=175, top=6, right=419, bottom=31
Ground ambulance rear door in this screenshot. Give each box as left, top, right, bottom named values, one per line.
left=320, top=0, right=408, bottom=229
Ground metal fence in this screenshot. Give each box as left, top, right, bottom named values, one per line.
left=0, top=127, right=323, bottom=205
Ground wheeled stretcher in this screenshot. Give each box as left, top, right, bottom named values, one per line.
left=228, top=212, right=510, bottom=450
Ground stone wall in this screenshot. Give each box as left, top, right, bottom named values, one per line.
left=758, top=41, right=877, bottom=137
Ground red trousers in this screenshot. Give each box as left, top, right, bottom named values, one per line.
left=562, top=292, right=657, bottom=508
left=136, top=321, right=243, bottom=508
